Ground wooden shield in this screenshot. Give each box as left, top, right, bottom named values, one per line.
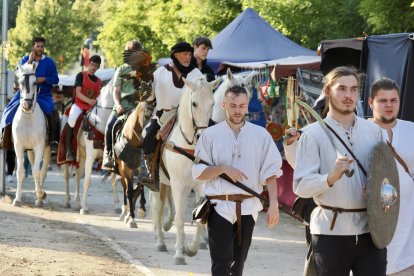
left=367, top=142, right=400, bottom=249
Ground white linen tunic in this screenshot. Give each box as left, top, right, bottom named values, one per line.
left=192, top=121, right=283, bottom=224
left=384, top=119, right=414, bottom=274
left=293, top=115, right=382, bottom=235
left=151, top=64, right=203, bottom=112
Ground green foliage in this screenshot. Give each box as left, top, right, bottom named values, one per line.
left=241, top=0, right=368, bottom=49
left=7, top=0, right=100, bottom=71
left=97, top=0, right=242, bottom=66
left=360, top=0, right=414, bottom=33
left=0, top=0, right=21, bottom=30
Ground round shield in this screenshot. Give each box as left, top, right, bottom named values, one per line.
left=368, top=141, right=400, bottom=249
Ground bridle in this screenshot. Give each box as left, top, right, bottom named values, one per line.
left=20, top=73, right=38, bottom=113
left=179, top=92, right=209, bottom=146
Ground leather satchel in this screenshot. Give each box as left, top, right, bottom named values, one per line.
left=291, top=197, right=317, bottom=225
left=192, top=196, right=216, bottom=224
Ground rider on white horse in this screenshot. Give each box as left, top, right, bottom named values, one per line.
left=64, top=55, right=102, bottom=161
left=0, top=36, right=59, bottom=150
left=103, top=40, right=143, bottom=169
left=142, top=41, right=203, bottom=191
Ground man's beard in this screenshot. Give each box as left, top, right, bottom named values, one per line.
left=379, top=115, right=397, bottom=124
left=330, top=99, right=355, bottom=115
left=228, top=114, right=245, bottom=125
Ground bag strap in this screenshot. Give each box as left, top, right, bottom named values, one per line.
left=387, top=141, right=411, bottom=176
left=325, top=123, right=368, bottom=177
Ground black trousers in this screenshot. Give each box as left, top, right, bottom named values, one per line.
left=142, top=119, right=160, bottom=155
left=6, top=149, right=15, bottom=175
left=312, top=233, right=386, bottom=276
left=104, top=112, right=118, bottom=154
left=207, top=207, right=255, bottom=276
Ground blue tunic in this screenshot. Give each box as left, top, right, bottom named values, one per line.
left=0, top=55, right=59, bottom=129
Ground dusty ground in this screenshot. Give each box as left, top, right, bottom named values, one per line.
left=0, top=166, right=307, bottom=276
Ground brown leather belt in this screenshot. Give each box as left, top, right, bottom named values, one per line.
left=207, top=194, right=254, bottom=244
left=319, top=205, right=367, bottom=231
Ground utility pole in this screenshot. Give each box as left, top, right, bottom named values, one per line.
left=1, top=0, right=9, bottom=195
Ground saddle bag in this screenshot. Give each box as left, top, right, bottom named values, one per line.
left=192, top=196, right=216, bottom=224
left=114, top=135, right=141, bottom=169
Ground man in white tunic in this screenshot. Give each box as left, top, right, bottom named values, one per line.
left=192, top=85, right=282, bottom=276
left=368, top=78, right=414, bottom=275
left=294, top=67, right=386, bottom=275
left=142, top=41, right=203, bottom=191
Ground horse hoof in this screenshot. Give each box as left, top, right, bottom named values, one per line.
left=173, top=257, right=187, bottom=265
left=137, top=208, right=146, bottom=218
left=40, top=192, right=47, bottom=200
left=114, top=208, right=122, bottom=214
left=163, top=221, right=173, bottom=232
left=157, top=244, right=167, bottom=252
left=12, top=199, right=22, bottom=207
left=127, top=220, right=137, bottom=228
left=119, top=214, right=126, bottom=221
left=124, top=215, right=130, bottom=223
left=35, top=200, right=44, bottom=207
left=200, top=242, right=208, bottom=250
left=80, top=209, right=89, bottom=215
left=74, top=203, right=81, bottom=211
left=64, top=202, right=71, bottom=209
left=186, top=248, right=197, bottom=257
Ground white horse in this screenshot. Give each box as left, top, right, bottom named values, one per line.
left=151, top=76, right=220, bottom=265
left=12, top=63, right=51, bottom=207
left=61, top=79, right=119, bottom=214
left=211, top=68, right=256, bottom=123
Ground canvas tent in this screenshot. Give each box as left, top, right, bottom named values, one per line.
left=207, top=8, right=318, bottom=75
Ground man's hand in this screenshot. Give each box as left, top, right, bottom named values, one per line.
left=283, top=127, right=301, bottom=145
left=89, top=99, right=97, bottom=106
left=266, top=202, right=280, bottom=228
left=36, top=77, right=46, bottom=83
left=116, top=105, right=125, bottom=115
left=327, top=155, right=353, bottom=187
left=221, top=165, right=248, bottom=183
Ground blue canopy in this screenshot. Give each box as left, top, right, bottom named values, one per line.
left=207, top=8, right=316, bottom=73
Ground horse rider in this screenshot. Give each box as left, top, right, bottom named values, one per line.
left=103, top=40, right=143, bottom=169
left=192, top=36, right=215, bottom=82
left=0, top=36, right=60, bottom=152
left=64, top=55, right=102, bottom=161
left=141, top=41, right=203, bottom=191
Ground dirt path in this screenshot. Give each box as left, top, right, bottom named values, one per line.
left=0, top=167, right=307, bottom=276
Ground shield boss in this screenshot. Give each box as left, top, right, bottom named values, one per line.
left=368, top=142, right=399, bottom=249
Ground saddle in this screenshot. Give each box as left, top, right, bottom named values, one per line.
left=113, top=114, right=143, bottom=170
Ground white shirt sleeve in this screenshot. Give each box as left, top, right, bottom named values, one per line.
left=283, top=140, right=297, bottom=169
left=293, top=131, right=330, bottom=198
left=259, top=133, right=283, bottom=184
left=192, top=131, right=212, bottom=180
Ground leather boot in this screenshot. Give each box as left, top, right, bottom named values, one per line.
left=102, top=148, right=114, bottom=170
left=65, top=124, right=75, bottom=161
left=139, top=154, right=159, bottom=192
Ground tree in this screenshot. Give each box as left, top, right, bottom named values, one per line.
left=97, top=0, right=242, bottom=66
left=241, top=0, right=368, bottom=49
left=7, top=0, right=100, bottom=72
left=360, top=0, right=414, bottom=34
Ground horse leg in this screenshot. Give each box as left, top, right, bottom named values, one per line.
left=112, top=174, right=122, bottom=214
left=40, top=146, right=51, bottom=188
left=187, top=184, right=206, bottom=254
left=119, top=178, right=128, bottom=221
left=126, top=172, right=138, bottom=228
left=171, top=179, right=191, bottom=265
left=80, top=154, right=94, bottom=214
left=32, top=146, right=46, bottom=207
left=73, top=160, right=84, bottom=211
left=136, top=186, right=146, bottom=218
left=163, top=185, right=175, bottom=232
left=62, top=164, right=71, bottom=208
left=12, top=148, right=25, bottom=207
left=151, top=187, right=167, bottom=252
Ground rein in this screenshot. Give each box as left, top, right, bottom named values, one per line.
left=178, top=93, right=208, bottom=145
left=20, top=73, right=38, bottom=114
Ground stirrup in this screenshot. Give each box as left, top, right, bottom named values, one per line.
left=50, top=141, right=58, bottom=154
left=103, top=157, right=115, bottom=170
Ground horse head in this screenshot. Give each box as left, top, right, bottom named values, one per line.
left=16, top=62, right=38, bottom=113
left=181, top=76, right=220, bottom=142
